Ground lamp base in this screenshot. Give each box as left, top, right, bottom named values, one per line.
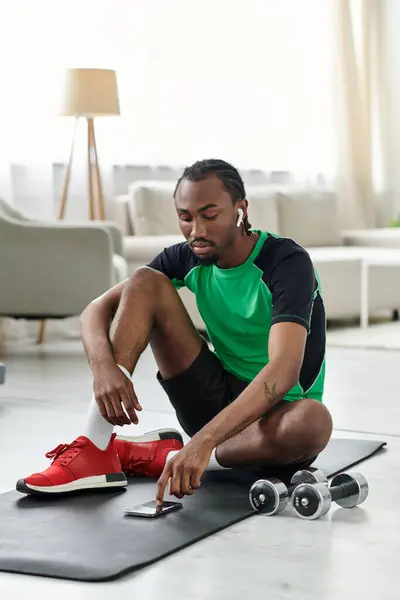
left=58, top=117, right=105, bottom=221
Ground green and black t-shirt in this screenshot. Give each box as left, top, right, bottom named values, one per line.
left=149, top=230, right=326, bottom=402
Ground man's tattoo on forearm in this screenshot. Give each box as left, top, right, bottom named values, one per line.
left=264, top=381, right=278, bottom=404
left=219, top=381, right=279, bottom=444
left=220, top=413, right=256, bottom=443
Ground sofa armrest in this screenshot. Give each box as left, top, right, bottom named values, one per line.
left=57, top=220, right=124, bottom=256
left=0, top=198, right=125, bottom=256
left=0, top=219, right=114, bottom=316
left=108, top=195, right=133, bottom=236
left=342, top=228, right=400, bottom=249
left=100, top=221, right=124, bottom=256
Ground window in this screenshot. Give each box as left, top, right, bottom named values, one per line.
left=0, top=0, right=335, bottom=178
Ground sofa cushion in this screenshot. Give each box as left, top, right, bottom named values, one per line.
left=128, top=180, right=283, bottom=238
left=277, top=189, right=342, bottom=247
left=128, top=181, right=180, bottom=236
left=246, top=186, right=280, bottom=235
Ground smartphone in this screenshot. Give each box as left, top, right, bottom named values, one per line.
left=123, top=500, right=183, bottom=518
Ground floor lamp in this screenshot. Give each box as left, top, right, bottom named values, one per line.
left=58, top=68, right=120, bottom=220
left=37, top=68, right=120, bottom=344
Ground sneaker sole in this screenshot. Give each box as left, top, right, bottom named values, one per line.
left=115, top=427, right=183, bottom=444
left=16, top=472, right=127, bottom=495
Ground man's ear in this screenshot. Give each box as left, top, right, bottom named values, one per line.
left=236, top=198, right=248, bottom=213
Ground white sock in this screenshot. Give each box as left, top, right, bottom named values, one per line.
left=208, top=448, right=230, bottom=470
left=166, top=448, right=230, bottom=470
left=83, top=363, right=131, bottom=451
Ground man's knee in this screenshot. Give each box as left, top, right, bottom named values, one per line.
left=295, top=400, right=333, bottom=456
left=129, top=266, right=171, bottom=291
left=123, top=266, right=177, bottom=307
left=275, top=400, right=333, bottom=460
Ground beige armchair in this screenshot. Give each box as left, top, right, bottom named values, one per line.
left=0, top=199, right=128, bottom=342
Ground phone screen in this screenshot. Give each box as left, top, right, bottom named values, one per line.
left=123, top=500, right=182, bottom=518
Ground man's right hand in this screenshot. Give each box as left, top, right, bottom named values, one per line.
left=92, top=363, right=142, bottom=426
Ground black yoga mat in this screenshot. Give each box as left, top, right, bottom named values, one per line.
left=0, top=437, right=386, bottom=582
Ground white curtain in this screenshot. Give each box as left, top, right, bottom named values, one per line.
left=0, top=0, right=335, bottom=220
left=332, top=0, right=388, bottom=228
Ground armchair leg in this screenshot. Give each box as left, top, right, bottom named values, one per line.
left=37, top=320, right=46, bottom=344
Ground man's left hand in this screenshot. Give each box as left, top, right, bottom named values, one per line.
left=156, top=437, right=214, bottom=506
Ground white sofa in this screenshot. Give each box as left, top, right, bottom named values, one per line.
left=110, top=181, right=400, bottom=329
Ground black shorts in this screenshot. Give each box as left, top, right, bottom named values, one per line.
left=157, top=339, right=318, bottom=473
left=157, top=339, right=249, bottom=438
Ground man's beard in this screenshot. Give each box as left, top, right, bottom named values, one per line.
left=189, top=246, right=220, bottom=265
left=196, top=253, right=219, bottom=266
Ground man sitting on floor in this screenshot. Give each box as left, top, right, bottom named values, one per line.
left=17, top=159, right=333, bottom=504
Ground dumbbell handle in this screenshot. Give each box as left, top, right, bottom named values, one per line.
left=286, top=481, right=304, bottom=496
left=286, top=470, right=328, bottom=496
left=329, top=480, right=359, bottom=503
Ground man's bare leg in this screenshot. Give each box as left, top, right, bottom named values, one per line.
left=109, top=266, right=203, bottom=379
left=83, top=266, right=203, bottom=445
left=215, top=399, right=333, bottom=467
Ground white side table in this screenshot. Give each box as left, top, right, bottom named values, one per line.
left=360, top=253, right=400, bottom=328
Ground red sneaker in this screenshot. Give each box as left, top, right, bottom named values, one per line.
left=114, top=428, right=184, bottom=477
left=16, top=433, right=127, bottom=495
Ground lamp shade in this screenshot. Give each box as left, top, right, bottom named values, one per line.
left=59, top=68, right=120, bottom=117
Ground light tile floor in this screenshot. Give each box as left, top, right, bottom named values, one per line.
left=0, top=341, right=399, bottom=599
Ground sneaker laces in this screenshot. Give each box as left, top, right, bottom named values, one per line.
left=117, top=448, right=152, bottom=476
left=124, top=449, right=159, bottom=476
left=125, top=458, right=148, bottom=475
left=45, top=440, right=84, bottom=466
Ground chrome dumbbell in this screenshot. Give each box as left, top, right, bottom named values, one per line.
left=249, top=468, right=328, bottom=516
left=291, top=471, right=369, bottom=520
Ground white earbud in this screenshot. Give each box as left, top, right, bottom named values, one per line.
left=236, top=208, right=244, bottom=227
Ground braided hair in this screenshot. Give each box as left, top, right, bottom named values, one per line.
left=174, top=159, right=252, bottom=236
